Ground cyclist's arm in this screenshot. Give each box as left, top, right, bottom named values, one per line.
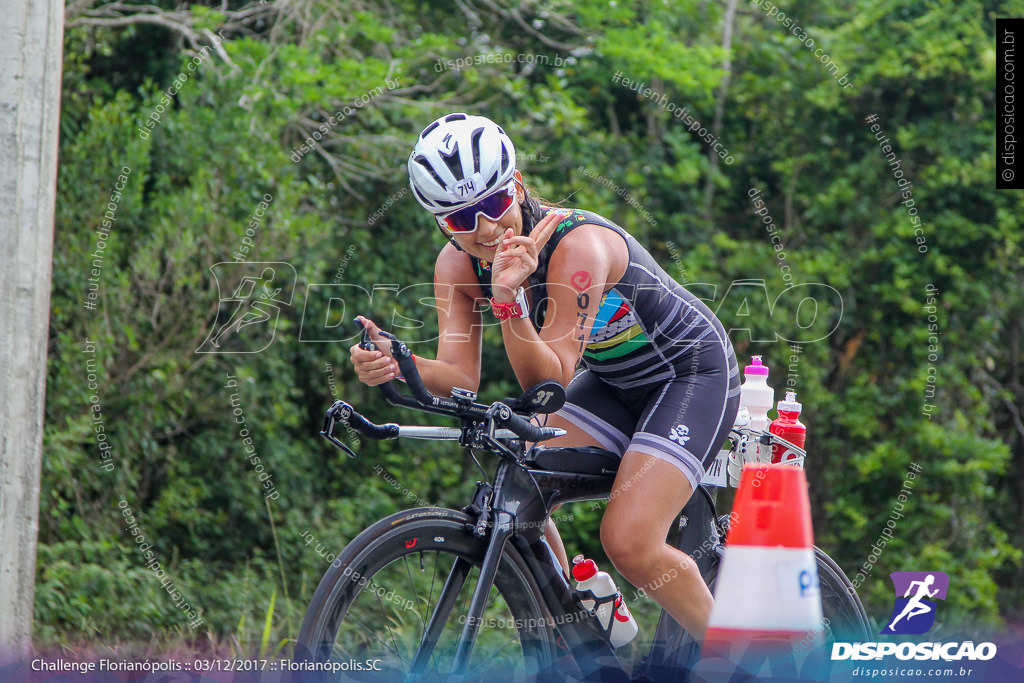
left=500, top=225, right=624, bottom=389
left=409, top=244, right=484, bottom=395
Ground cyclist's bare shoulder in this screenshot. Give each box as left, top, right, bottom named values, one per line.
left=434, top=243, right=485, bottom=300
left=547, top=223, right=628, bottom=290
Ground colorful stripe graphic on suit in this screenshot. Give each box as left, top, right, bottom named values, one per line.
left=584, top=288, right=651, bottom=361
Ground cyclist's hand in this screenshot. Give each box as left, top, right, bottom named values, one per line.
left=491, top=208, right=571, bottom=302
left=349, top=316, right=397, bottom=386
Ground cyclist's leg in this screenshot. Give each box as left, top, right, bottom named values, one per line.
left=542, top=370, right=638, bottom=576
left=548, top=370, right=635, bottom=453
left=602, top=453, right=710, bottom=636
left=600, top=350, right=739, bottom=640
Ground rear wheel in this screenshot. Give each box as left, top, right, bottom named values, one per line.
left=296, top=508, right=559, bottom=682
left=815, top=548, right=873, bottom=642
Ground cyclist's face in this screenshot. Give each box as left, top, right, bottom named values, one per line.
left=448, top=184, right=524, bottom=259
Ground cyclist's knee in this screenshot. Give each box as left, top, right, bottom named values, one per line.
left=600, top=518, right=658, bottom=579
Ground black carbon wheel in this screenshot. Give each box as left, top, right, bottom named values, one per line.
left=296, top=508, right=559, bottom=682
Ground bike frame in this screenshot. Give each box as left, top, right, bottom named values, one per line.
left=383, top=436, right=726, bottom=680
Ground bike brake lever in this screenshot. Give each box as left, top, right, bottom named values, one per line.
left=321, top=405, right=358, bottom=458
left=355, top=318, right=403, bottom=366
left=354, top=318, right=376, bottom=351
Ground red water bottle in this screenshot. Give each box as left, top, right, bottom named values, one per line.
left=769, top=391, right=806, bottom=465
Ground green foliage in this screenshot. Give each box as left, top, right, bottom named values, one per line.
left=42, top=0, right=1022, bottom=653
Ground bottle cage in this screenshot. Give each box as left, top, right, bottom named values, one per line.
left=574, top=588, right=626, bottom=638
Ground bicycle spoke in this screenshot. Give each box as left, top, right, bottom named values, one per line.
left=410, top=554, right=472, bottom=675
left=409, top=550, right=443, bottom=677
left=403, top=552, right=428, bottom=629
left=425, top=550, right=440, bottom=625
left=468, top=632, right=523, bottom=678
left=333, top=576, right=411, bottom=671
left=426, top=564, right=482, bottom=671
left=425, top=551, right=447, bottom=676
left=333, top=612, right=403, bottom=663
left=375, top=587, right=409, bottom=671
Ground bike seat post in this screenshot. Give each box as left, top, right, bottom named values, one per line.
left=450, top=511, right=515, bottom=676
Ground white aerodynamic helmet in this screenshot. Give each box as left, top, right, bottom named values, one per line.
left=408, top=113, right=517, bottom=214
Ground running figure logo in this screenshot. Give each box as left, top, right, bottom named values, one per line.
left=197, top=262, right=296, bottom=354
left=881, top=571, right=949, bottom=634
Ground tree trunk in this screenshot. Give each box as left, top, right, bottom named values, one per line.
left=703, top=0, right=740, bottom=223
left=0, top=0, right=64, bottom=656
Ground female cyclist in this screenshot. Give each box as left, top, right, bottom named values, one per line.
left=349, top=113, right=740, bottom=641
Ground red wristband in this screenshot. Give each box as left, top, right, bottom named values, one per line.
left=490, top=287, right=530, bottom=320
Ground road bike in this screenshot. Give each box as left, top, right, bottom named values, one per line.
left=295, top=326, right=872, bottom=681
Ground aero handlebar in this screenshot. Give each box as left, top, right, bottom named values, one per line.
left=319, top=320, right=564, bottom=454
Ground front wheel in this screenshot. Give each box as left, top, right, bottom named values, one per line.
left=296, top=507, right=559, bottom=682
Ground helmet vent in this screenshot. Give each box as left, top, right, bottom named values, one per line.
left=420, top=121, right=440, bottom=138
left=469, top=127, right=484, bottom=175
left=414, top=155, right=446, bottom=188
left=411, top=185, right=431, bottom=205
left=440, top=142, right=464, bottom=181
left=499, top=143, right=510, bottom=174
left=445, top=113, right=467, bottom=122
left=414, top=185, right=457, bottom=209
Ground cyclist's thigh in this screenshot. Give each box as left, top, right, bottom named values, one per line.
left=550, top=369, right=638, bottom=453
left=628, top=358, right=739, bottom=495
left=604, top=450, right=695, bottom=540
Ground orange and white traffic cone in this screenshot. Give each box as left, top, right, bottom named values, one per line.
left=696, top=463, right=824, bottom=681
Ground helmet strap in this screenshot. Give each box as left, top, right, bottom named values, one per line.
left=520, top=191, right=541, bottom=238
left=435, top=223, right=465, bottom=252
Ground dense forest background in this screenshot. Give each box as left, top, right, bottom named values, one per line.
left=42, top=0, right=1022, bottom=654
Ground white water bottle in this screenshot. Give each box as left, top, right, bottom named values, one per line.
left=571, top=555, right=638, bottom=648
left=737, top=356, right=775, bottom=477
left=740, top=356, right=775, bottom=436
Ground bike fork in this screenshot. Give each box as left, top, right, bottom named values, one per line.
left=406, top=513, right=514, bottom=681
left=408, top=555, right=473, bottom=676
left=450, top=513, right=513, bottom=676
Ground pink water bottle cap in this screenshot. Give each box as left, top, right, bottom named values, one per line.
left=777, top=391, right=802, bottom=413
left=571, top=556, right=597, bottom=581
left=744, top=355, right=769, bottom=376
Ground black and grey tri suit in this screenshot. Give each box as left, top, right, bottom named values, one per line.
left=471, top=206, right=740, bottom=491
